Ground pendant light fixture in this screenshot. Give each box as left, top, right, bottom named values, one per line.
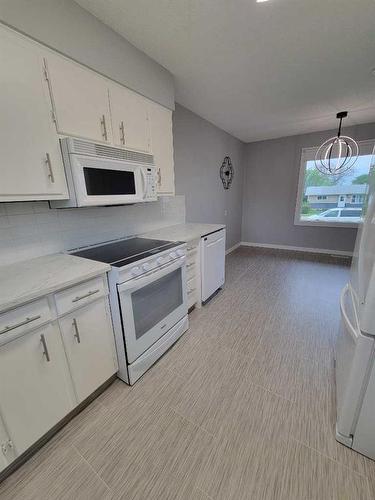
left=315, top=111, right=359, bottom=176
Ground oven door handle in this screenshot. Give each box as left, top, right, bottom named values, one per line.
left=118, top=257, right=186, bottom=293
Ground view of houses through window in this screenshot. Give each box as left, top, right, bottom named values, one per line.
left=296, top=141, right=375, bottom=225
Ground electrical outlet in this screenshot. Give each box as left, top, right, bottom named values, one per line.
left=224, top=209, right=228, bottom=216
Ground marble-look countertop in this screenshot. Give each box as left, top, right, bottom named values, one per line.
left=0, top=254, right=110, bottom=314
left=142, top=223, right=226, bottom=243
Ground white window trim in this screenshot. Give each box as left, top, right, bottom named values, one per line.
left=294, top=139, right=375, bottom=229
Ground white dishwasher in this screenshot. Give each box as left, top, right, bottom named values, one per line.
left=201, top=229, right=226, bottom=303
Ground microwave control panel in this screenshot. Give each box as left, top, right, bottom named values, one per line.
left=144, top=167, right=157, bottom=200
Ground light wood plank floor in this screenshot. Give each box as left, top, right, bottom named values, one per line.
left=1, top=247, right=374, bottom=499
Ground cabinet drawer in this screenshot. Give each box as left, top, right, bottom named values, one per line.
left=186, top=262, right=197, bottom=281
left=0, top=298, right=51, bottom=344
left=55, top=276, right=107, bottom=316
left=186, top=243, right=199, bottom=256
left=187, top=277, right=197, bottom=295
left=186, top=259, right=196, bottom=274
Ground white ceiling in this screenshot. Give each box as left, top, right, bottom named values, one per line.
left=75, top=0, right=375, bottom=142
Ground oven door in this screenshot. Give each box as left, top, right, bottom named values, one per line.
left=71, top=155, right=146, bottom=206
left=118, top=257, right=188, bottom=363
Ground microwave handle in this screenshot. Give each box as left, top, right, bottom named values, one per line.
left=140, top=168, right=147, bottom=199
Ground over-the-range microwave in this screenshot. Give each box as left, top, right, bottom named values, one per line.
left=51, top=138, right=157, bottom=208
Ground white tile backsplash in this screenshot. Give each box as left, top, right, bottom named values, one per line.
left=0, top=196, right=185, bottom=266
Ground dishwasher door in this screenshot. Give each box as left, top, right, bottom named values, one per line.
left=201, top=229, right=226, bottom=302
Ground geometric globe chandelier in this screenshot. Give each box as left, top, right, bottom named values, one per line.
left=315, top=111, right=359, bottom=176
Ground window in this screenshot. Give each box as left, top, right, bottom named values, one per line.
left=295, top=140, right=375, bottom=227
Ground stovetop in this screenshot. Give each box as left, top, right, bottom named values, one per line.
left=70, top=237, right=183, bottom=267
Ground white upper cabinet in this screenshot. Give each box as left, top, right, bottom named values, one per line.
left=148, top=101, right=175, bottom=195
left=0, top=28, right=68, bottom=201
left=0, top=323, right=75, bottom=457
left=109, top=84, right=151, bottom=153
left=45, top=53, right=112, bottom=144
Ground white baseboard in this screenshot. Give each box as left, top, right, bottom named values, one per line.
left=226, top=242, right=241, bottom=255
left=240, top=241, right=353, bottom=257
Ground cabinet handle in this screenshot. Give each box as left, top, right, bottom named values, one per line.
left=187, top=288, right=196, bottom=294
left=72, top=318, right=81, bottom=344
left=45, top=153, right=55, bottom=183
left=187, top=246, right=195, bottom=251
left=186, top=263, right=194, bottom=269
left=100, top=115, right=108, bottom=141
left=157, top=168, right=162, bottom=186
left=0, top=315, right=41, bottom=335
left=72, top=289, right=100, bottom=303
left=40, top=334, right=50, bottom=362
left=120, top=121, right=125, bottom=145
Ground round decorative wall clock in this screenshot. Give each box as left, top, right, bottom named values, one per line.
left=220, top=156, right=234, bottom=190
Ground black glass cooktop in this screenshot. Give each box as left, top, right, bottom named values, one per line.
left=71, top=237, right=182, bottom=267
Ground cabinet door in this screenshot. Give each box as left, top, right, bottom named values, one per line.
left=0, top=28, right=68, bottom=201
left=0, top=415, right=15, bottom=473
left=110, top=84, right=151, bottom=152
left=0, top=323, right=75, bottom=456
left=59, top=298, right=117, bottom=403
left=148, top=102, right=175, bottom=195
left=45, top=53, right=111, bottom=143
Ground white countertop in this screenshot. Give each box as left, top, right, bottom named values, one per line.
left=0, top=253, right=110, bottom=314
left=142, top=223, right=225, bottom=243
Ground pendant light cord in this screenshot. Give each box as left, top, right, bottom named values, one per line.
left=337, top=116, right=343, bottom=138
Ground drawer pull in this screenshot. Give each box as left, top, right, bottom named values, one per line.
left=72, top=318, right=81, bottom=344
left=0, top=314, right=41, bottom=335
left=187, top=288, right=196, bottom=294
left=72, top=289, right=100, bottom=303
left=186, top=263, right=195, bottom=269
left=40, top=334, right=50, bottom=362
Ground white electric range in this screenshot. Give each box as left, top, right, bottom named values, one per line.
left=71, top=237, right=188, bottom=384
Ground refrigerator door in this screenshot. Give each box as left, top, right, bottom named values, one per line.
left=350, top=144, right=375, bottom=335
left=335, top=284, right=374, bottom=443
left=352, top=358, right=375, bottom=460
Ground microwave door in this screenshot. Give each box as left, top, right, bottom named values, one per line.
left=71, top=156, right=144, bottom=206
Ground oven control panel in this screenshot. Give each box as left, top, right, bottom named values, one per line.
left=113, top=244, right=187, bottom=283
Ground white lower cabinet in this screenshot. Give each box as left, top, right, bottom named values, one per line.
left=59, top=298, right=117, bottom=403
left=0, top=275, right=118, bottom=475
left=0, top=323, right=75, bottom=457
left=0, top=416, right=15, bottom=473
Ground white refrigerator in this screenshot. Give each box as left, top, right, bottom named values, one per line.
left=335, top=158, right=375, bottom=459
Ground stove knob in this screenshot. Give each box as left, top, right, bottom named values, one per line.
left=131, top=266, right=142, bottom=276
left=142, top=263, right=151, bottom=272
left=169, top=252, right=177, bottom=259
left=176, top=249, right=185, bottom=257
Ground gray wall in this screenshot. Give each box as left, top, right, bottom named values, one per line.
left=0, top=0, right=174, bottom=109
left=173, top=104, right=245, bottom=250
left=242, top=122, right=375, bottom=253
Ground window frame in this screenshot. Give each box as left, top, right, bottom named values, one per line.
left=294, top=139, right=374, bottom=229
